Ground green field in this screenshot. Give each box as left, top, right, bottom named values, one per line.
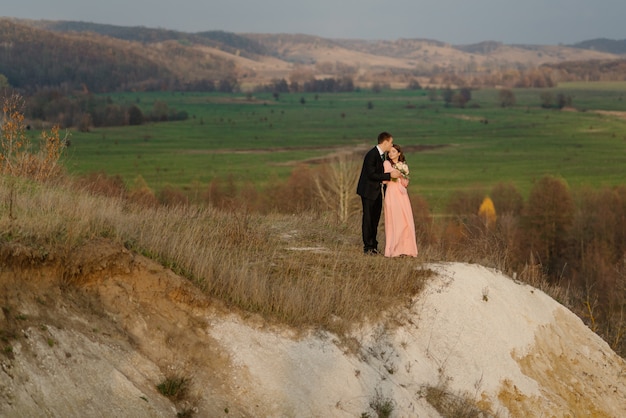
left=52, top=82, right=626, bottom=212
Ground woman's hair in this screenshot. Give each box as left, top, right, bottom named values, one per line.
left=392, top=144, right=406, bottom=163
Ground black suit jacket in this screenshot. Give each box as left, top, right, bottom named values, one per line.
left=357, top=146, right=391, bottom=200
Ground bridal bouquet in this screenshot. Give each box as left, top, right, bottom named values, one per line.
left=393, top=161, right=410, bottom=181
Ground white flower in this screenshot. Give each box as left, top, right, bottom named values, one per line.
left=393, top=162, right=410, bottom=180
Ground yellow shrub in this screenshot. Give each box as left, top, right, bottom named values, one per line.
left=478, top=196, right=496, bottom=228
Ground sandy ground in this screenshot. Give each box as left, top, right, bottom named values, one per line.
left=1, top=240, right=625, bottom=417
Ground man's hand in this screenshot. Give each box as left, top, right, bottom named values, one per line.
left=390, top=168, right=401, bottom=178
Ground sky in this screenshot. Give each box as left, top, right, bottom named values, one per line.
left=2, top=0, right=625, bottom=45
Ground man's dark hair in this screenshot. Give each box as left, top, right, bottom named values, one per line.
left=377, top=131, right=392, bottom=144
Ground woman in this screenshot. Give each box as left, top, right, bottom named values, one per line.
left=382, top=144, right=418, bottom=257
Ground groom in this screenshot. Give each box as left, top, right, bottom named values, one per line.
left=357, top=132, right=400, bottom=255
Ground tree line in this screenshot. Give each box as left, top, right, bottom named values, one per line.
left=21, top=89, right=188, bottom=130
left=10, top=83, right=573, bottom=130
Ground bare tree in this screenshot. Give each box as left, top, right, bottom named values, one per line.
left=522, top=175, right=574, bottom=278
left=314, top=154, right=360, bottom=223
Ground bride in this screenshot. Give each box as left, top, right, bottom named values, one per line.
left=382, top=144, right=418, bottom=257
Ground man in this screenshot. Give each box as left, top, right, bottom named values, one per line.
left=356, top=132, right=400, bottom=254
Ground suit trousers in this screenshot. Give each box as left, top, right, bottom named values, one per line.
left=361, top=194, right=383, bottom=252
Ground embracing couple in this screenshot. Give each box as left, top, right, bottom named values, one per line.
left=356, top=131, right=418, bottom=257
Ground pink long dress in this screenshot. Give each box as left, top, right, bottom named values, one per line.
left=383, top=160, right=418, bottom=257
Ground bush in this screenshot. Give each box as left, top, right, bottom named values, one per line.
left=521, top=176, right=574, bottom=277
left=1, top=93, right=66, bottom=182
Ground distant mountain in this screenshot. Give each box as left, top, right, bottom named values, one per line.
left=0, top=19, right=173, bottom=92
left=30, top=20, right=269, bottom=58
left=2, top=18, right=626, bottom=92
left=0, top=19, right=238, bottom=92
left=569, top=38, right=626, bottom=55
left=30, top=20, right=193, bottom=43
left=453, top=41, right=504, bottom=54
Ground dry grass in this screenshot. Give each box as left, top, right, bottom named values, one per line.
left=0, top=94, right=430, bottom=335
left=156, top=376, right=190, bottom=401
left=423, top=384, right=496, bottom=418
left=0, top=175, right=430, bottom=334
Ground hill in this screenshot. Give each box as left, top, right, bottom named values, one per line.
left=248, top=34, right=620, bottom=70
left=1, top=18, right=625, bottom=92
left=0, top=140, right=625, bottom=415
left=27, top=19, right=270, bottom=58
left=0, top=19, right=240, bottom=92
left=570, top=38, right=626, bottom=54
left=1, top=239, right=624, bottom=416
